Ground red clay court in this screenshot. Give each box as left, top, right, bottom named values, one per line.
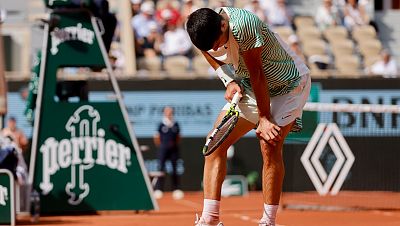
left=17, top=191, right=400, bottom=226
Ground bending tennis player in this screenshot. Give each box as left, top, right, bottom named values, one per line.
left=186, top=7, right=311, bottom=226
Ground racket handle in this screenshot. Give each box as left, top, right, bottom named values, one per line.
left=231, top=92, right=240, bottom=105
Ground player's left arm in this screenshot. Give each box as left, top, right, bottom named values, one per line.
left=201, top=51, right=242, bottom=101
left=242, top=47, right=282, bottom=144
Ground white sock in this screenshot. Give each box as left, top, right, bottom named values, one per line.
left=261, top=204, right=278, bottom=225
left=201, top=199, right=220, bottom=224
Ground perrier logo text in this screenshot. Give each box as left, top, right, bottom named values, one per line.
left=50, top=23, right=95, bottom=55
left=39, top=105, right=131, bottom=205
left=0, top=185, right=8, bottom=206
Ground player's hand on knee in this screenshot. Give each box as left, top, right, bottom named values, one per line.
left=256, top=118, right=282, bottom=146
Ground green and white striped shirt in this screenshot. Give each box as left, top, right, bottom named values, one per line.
left=209, top=7, right=309, bottom=97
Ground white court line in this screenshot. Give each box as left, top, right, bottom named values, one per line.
left=232, top=214, right=286, bottom=226
left=382, top=212, right=395, bottom=217
left=176, top=199, right=203, bottom=209
left=372, top=210, right=395, bottom=217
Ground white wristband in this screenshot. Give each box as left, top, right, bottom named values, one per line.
left=216, top=64, right=235, bottom=87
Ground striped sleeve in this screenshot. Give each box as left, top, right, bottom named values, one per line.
left=231, top=9, right=265, bottom=52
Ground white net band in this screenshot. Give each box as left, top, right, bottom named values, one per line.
left=304, top=102, right=400, bottom=114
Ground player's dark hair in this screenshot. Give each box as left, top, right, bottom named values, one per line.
left=186, top=8, right=222, bottom=51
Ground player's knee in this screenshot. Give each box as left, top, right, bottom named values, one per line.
left=205, top=148, right=227, bottom=162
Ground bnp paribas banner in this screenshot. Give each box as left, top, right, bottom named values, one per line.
left=29, top=9, right=156, bottom=213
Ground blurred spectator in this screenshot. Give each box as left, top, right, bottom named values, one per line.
left=131, top=0, right=142, bottom=17
left=0, top=134, right=28, bottom=186
left=155, top=0, right=181, bottom=30
left=343, top=0, right=369, bottom=30
left=180, top=0, right=200, bottom=25
left=315, top=0, right=342, bottom=31
left=142, top=23, right=162, bottom=58
left=256, top=0, right=275, bottom=12
left=210, top=0, right=233, bottom=9
left=109, top=42, right=126, bottom=72
left=367, top=50, right=398, bottom=78
left=333, top=0, right=346, bottom=7
left=265, top=0, right=293, bottom=27
left=132, top=1, right=157, bottom=40
left=135, top=24, right=162, bottom=58
left=132, top=1, right=158, bottom=57
left=358, top=0, right=378, bottom=32
left=159, top=16, right=193, bottom=64
left=244, top=0, right=267, bottom=23
left=1, top=117, right=28, bottom=152
left=0, top=129, right=29, bottom=210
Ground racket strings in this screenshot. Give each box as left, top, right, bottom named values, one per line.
left=207, top=116, right=237, bottom=150
left=203, top=105, right=239, bottom=156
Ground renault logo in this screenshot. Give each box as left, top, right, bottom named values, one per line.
left=301, top=123, right=355, bottom=196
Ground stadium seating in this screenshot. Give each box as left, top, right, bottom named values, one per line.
left=335, top=54, right=361, bottom=77
left=291, top=10, right=391, bottom=78
left=301, top=39, right=327, bottom=57
left=132, top=1, right=391, bottom=79
left=330, top=39, right=355, bottom=57
left=294, top=16, right=315, bottom=28
left=274, top=26, right=294, bottom=44
left=164, top=56, right=192, bottom=79
left=138, top=57, right=162, bottom=72
left=308, top=54, right=332, bottom=78
left=297, top=26, right=322, bottom=42
left=233, top=0, right=249, bottom=8
left=363, top=55, right=381, bottom=68
left=351, top=25, right=377, bottom=44
left=323, top=26, right=349, bottom=43
left=358, top=39, right=383, bottom=58
left=16, top=0, right=394, bottom=80
left=137, top=57, right=167, bottom=79
left=192, top=55, right=211, bottom=77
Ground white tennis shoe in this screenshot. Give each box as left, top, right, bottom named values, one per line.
left=258, top=221, right=274, bottom=226
left=153, top=190, right=163, bottom=199
left=172, top=189, right=184, bottom=200
left=195, top=214, right=223, bottom=226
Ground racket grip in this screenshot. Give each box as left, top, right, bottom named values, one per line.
left=231, top=92, right=240, bottom=105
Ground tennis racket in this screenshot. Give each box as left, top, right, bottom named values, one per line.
left=202, top=92, right=240, bottom=156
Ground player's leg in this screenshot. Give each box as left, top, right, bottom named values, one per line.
left=197, top=111, right=254, bottom=225
left=259, top=74, right=311, bottom=226
left=203, top=114, right=254, bottom=200
left=170, top=149, right=185, bottom=200
left=154, top=148, right=168, bottom=196
left=259, top=121, right=294, bottom=226
left=170, top=149, right=180, bottom=191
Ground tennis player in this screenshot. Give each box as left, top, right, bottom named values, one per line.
left=186, top=7, right=311, bottom=226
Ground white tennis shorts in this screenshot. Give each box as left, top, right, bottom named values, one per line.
left=222, top=74, right=311, bottom=127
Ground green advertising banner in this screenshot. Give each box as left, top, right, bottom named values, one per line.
left=0, top=169, right=15, bottom=226
left=29, top=9, right=156, bottom=213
